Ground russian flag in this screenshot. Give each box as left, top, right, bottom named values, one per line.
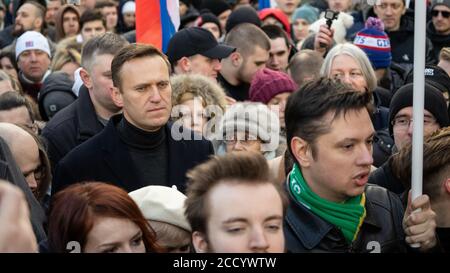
left=136, top=0, right=180, bottom=53
left=258, top=0, right=277, bottom=10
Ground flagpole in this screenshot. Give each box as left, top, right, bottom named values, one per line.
left=410, top=0, right=426, bottom=248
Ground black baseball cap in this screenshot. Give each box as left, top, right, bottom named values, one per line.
left=166, top=27, right=236, bottom=64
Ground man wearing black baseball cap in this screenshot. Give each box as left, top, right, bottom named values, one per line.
left=166, top=27, right=235, bottom=80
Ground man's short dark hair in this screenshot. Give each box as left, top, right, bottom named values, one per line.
left=81, top=32, right=128, bottom=72
left=80, top=10, right=107, bottom=30
left=285, top=77, right=372, bottom=159
left=111, top=43, right=171, bottom=91
left=0, top=91, right=35, bottom=123
left=22, top=0, right=46, bottom=19
left=224, top=23, right=270, bottom=58
left=95, top=0, right=117, bottom=9
left=261, top=24, right=290, bottom=49
left=184, top=151, right=288, bottom=235
left=288, top=49, right=323, bottom=87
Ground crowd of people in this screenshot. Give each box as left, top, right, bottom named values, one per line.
left=0, top=0, right=449, bottom=253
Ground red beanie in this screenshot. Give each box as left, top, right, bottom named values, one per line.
left=249, top=68, right=297, bottom=104
left=259, top=8, right=291, bottom=35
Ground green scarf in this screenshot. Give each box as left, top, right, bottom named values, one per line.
left=288, top=164, right=366, bottom=243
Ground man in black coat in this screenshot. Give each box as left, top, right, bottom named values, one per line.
left=41, top=33, right=129, bottom=169
left=283, top=78, right=438, bottom=252
left=427, top=0, right=450, bottom=62
left=52, top=44, right=214, bottom=194
left=372, top=0, right=435, bottom=71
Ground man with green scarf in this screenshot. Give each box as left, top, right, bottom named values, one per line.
left=283, top=78, right=438, bottom=253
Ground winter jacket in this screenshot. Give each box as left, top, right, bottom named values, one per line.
left=385, top=15, right=436, bottom=71
left=41, top=85, right=104, bottom=170
left=38, top=71, right=77, bottom=121
left=426, top=20, right=450, bottom=63
left=52, top=115, right=214, bottom=194
left=368, top=159, right=405, bottom=195
left=285, top=183, right=408, bottom=253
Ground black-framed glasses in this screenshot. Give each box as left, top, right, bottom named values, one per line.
left=391, top=116, right=437, bottom=130
left=431, top=10, right=450, bottom=18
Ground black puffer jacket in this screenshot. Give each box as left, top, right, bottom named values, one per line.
left=285, top=184, right=408, bottom=253
left=426, top=20, right=450, bottom=62
left=385, top=15, right=436, bottom=70
left=368, top=159, right=405, bottom=195
left=38, top=71, right=77, bottom=121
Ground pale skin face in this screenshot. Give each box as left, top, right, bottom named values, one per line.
left=59, top=61, right=80, bottom=81
left=373, top=0, right=406, bottom=32
left=237, top=46, right=270, bottom=84
left=329, top=54, right=368, bottom=92
left=0, top=106, right=33, bottom=128
left=81, top=20, right=106, bottom=42
left=17, top=50, right=51, bottom=83
left=267, top=38, right=290, bottom=72
left=83, top=217, right=146, bottom=253
left=112, top=56, right=172, bottom=132
left=291, top=109, right=375, bottom=203
left=201, top=22, right=221, bottom=40
left=275, top=0, right=301, bottom=17
left=225, top=131, right=263, bottom=154
left=193, top=182, right=285, bottom=253
left=62, top=10, right=79, bottom=37
left=268, top=92, right=291, bottom=129
left=262, top=16, right=286, bottom=31
left=432, top=5, right=450, bottom=35
left=179, top=97, right=207, bottom=134
left=81, top=54, right=119, bottom=119
left=45, top=0, right=61, bottom=25
left=327, top=0, right=353, bottom=12
left=10, top=132, right=40, bottom=194
left=100, top=6, right=118, bottom=32
left=218, top=10, right=231, bottom=33
left=1, top=57, right=18, bottom=80
left=293, top=18, right=310, bottom=41
left=392, top=107, right=441, bottom=150
left=189, top=55, right=222, bottom=79
left=123, top=12, right=135, bottom=28
left=14, top=3, right=42, bottom=35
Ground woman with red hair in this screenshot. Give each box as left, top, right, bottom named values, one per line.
left=47, top=182, right=160, bottom=253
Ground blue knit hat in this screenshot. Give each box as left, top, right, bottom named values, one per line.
left=292, top=4, right=319, bottom=25
left=353, top=17, right=392, bottom=70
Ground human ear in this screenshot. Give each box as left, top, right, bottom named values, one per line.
left=79, top=68, right=92, bottom=89
left=110, top=86, right=123, bottom=108
left=179, top=57, right=191, bottom=73
left=444, top=178, right=450, bottom=195
left=192, top=231, right=209, bottom=253
left=290, top=136, right=312, bottom=168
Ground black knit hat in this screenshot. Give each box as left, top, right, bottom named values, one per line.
left=388, top=82, right=449, bottom=135
left=196, top=10, right=223, bottom=37
left=405, top=65, right=450, bottom=97
left=225, top=6, right=261, bottom=33
left=200, top=0, right=231, bottom=17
